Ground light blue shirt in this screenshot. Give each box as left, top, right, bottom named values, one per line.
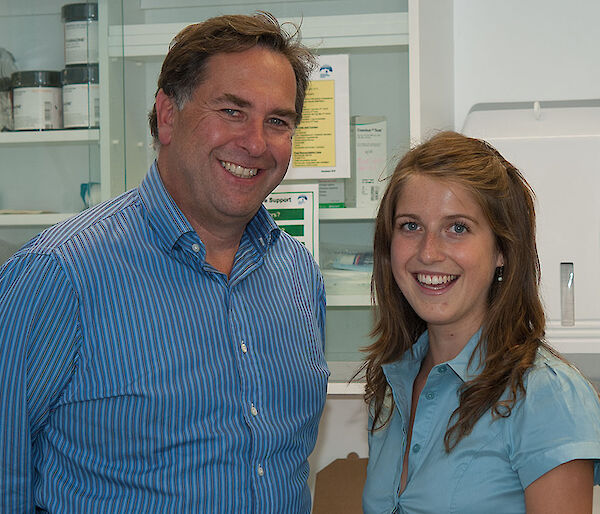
left=363, top=329, right=600, bottom=514
left=0, top=161, right=329, bottom=513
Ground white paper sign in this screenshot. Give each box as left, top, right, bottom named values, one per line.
left=264, top=184, right=319, bottom=261
left=286, top=54, right=350, bottom=180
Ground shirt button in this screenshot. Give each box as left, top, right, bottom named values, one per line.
left=425, top=392, right=435, bottom=400
left=240, top=342, right=248, bottom=353
left=437, top=365, right=448, bottom=374
left=250, top=403, right=258, bottom=416
left=257, top=465, right=264, bottom=476
left=412, top=443, right=421, bottom=453
left=191, top=243, right=201, bottom=253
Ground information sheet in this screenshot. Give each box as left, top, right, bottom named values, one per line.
left=264, top=184, right=319, bottom=261
left=287, top=54, right=350, bottom=180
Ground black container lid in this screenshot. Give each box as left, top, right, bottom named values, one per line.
left=11, top=71, right=62, bottom=89
left=61, top=3, right=98, bottom=22
left=0, top=77, right=11, bottom=91
left=62, top=63, right=99, bottom=85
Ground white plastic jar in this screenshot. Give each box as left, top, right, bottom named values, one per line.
left=0, top=77, right=11, bottom=131
left=12, top=71, right=62, bottom=131
left=62, top=64, right=99, bottom=128
left=61, top=3, right=98, bottom=66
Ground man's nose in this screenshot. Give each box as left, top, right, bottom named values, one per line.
left=238, top=119, right=267, bottom=156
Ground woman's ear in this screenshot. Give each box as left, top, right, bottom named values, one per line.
left=496, top=252, right=505, bottom=268
left=155, top=89, right=175, bottom=146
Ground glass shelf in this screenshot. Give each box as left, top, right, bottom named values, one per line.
left=0, top=213, right=78, bottom=226
left=319, top=207, right=377, bottom=220
left=0, top=129, right=100, bottom=145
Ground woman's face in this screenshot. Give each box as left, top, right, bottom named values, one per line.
left=390, top=174, right=504, bottom=337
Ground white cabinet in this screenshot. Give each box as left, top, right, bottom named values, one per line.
left=0, top=0, right=459, bottom=387
left=105, top=1, right=419, bottom=393
left=0, top=0, right=125, bottom=249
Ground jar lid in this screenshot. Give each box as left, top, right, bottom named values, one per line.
left=62, top=63, right=99, bottom=85
left=0, top=77, right=11, bottom=91
left=11, top=71, right=62, bottom=88
left=61, top=3, right=98, bottom=22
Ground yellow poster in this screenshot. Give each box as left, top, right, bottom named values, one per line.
left=292, top=80, right=336, bottom=168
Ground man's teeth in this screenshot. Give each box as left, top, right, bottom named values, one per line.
left=221, top=161, right=258, bottom=178
left=417, top=273, right=457, bottom=286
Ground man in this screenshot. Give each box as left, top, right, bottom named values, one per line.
left=0, top=13, right=329, bottom=513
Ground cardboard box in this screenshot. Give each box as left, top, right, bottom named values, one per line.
left=312, top=452, right=368, bottom=513
left=349, top=115, right=387, bottom=208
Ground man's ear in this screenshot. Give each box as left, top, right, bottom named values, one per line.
left=155, top=89, right=175, bottom=146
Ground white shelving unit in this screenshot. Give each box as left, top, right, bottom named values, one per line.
left=107, top=12, right=408, bottom=58
left=0, top=0, right=113, bottom=233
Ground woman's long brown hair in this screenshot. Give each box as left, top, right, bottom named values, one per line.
left=362, top=131, right=549, bottom=451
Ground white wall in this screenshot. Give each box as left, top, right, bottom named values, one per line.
left=453, top=0, right=600, bottom=129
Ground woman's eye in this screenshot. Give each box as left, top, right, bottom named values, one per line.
left=451, top=223, right=468, bottom=234
left=402, top=221, right=419, bottom=231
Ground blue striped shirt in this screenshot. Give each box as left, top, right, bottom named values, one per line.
left=0, top=161, right=329, bottom=513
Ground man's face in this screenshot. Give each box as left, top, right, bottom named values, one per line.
left=156, top=46, right=298, bottom=233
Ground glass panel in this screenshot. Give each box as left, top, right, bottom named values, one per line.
left=0, top=0, right=108, bottom=262
left=117, top=0, right=409, bottom=375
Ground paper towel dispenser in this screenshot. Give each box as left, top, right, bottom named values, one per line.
left=463, top=100, right=600, bottom=348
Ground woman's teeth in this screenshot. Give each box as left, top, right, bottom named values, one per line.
left=221, top=161, right=258, bottom=178
left=416, top=273, right=457, bottom=286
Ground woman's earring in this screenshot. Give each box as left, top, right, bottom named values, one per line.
left=496, top=266, right=504, bottom=282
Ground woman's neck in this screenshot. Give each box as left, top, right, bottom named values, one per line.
left=426, top=323, right=481, bottom=366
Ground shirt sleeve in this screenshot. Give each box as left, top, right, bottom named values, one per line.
left=315, top=267, right=326, bottom=348
left=0, top=251, right=81, bottom=512
left=506, top=353, right=600, bottom=489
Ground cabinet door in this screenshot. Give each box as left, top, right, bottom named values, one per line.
left=0, top=0, right=124, bottom=260
left=111, top=0, right=411, bottom=383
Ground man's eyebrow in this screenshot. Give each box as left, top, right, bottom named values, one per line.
left=214, top=93, right=251, bottom=108
left=271, top=107, right=299, bottom=122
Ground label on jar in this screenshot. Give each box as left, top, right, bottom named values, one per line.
left=13, top=87, right=62, bottom=130
left=64, top=20, right=99, bottom=65
left=63, top=83, right=100, bottom=128
left=0, top=90, right=11, bottom=131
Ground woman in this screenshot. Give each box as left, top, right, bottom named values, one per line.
left=361, top=131, right=600, bottom=513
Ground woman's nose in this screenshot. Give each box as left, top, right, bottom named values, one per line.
left=418, top=232, right=445, bottom=263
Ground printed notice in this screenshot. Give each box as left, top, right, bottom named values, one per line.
left=292, top=80, right=336, bottom=168
left=264, top=184, right=319, bottom=261
left=287, top=54, right=350, bottom=180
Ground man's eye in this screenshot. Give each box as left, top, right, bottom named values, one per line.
left=268, top=117, right=290, bottom=128
left=222, top=108, right=240, bottom=117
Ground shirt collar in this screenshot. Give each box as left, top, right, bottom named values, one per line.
left=382, top=327, right=485, bottom=383
left=138, top=161, right=281, bottom=255
left=446, top=327, right=485, bottom=382
left=243, top=202, right=281, bottom=255
left=139, top=161, right=194, bottom=252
